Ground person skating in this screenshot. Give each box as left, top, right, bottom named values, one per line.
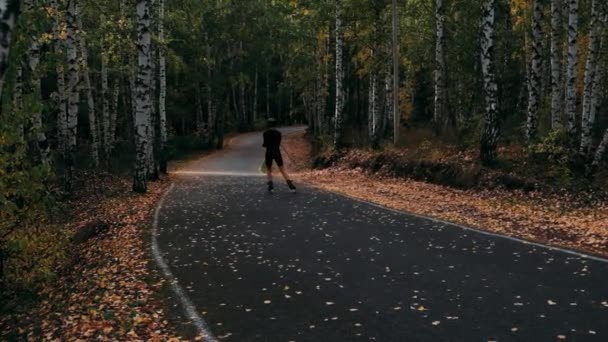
left=263, top=118, right=296, bottom=193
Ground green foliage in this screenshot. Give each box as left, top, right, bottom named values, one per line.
left=166, top=135, right=209, bottom=160
left=527, top=130, right=578, bottom=188
left=0, top=117, right=65, bottom=294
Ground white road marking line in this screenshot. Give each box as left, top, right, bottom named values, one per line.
left=152, top=183, right=218, bottom=341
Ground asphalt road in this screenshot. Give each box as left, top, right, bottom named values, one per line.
left=156, top=128, right=608, bottom=341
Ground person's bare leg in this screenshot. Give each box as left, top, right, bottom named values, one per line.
left=278, top=166, right=290, bottom=181
left=267, top=165, right=275, bottom=192
left=279, top=166, right=296, bottom=191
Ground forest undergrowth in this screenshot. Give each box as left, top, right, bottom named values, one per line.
left=0, top=171, right=191, bottom=341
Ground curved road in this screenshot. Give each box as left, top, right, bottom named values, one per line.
left=157, top=128, right=608, bottom=341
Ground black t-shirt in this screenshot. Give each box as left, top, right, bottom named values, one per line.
left=263, top=129, right=282, bottom=153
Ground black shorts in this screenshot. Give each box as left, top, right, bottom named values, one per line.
left=265, top=151, right=284, bottom=168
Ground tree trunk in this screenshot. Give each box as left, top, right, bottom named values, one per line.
left=0, top=0, right=19, bottom=98
left=580, top=0, right=606, bottom=153
left=238, top=41, right=247, bottom=129
left=76, top=3, right=99, bottom=166
left=593, top=128, right=608, bottom=167
left=28, top=36, right=50, bottom=166
left=133, top=0, right=152, bottom=193
left=13, top=64, right=23, bottom=143
left=368, top=73, right=376, bottom=141
left=392, top=0, right=400, bottom=145
left=101, top=43, right=110, bottom=161
left=266, top=68, right=270, bottom=119
left=206, top=37, right=214, bottom=146
left=195, top=84, right=203, bottom=132
left=384, top=64, right=393, bottom=138
left=587, top=58, right=606, bottom=156
left=480, top=0, right=499, bottom=165
left=57, top=66, right=67, bottom=154
left=66, top=0, right=80, bottom=190
left=253, top=64, right=258, bottom=125
left=110, top=78, right=119, bottom=151
left=564, top=0, right=579, bottom=138
left=550, top=0, right=563, bottom=130
left=158, top=0, right=167, bottom=173
left=51, top=0, right=67, bottom=153
left=148, top=42, right=159, bottom=181
left=434, top=0, right=447, bottom=133
left=333, top=0, right=345, bottom=148
left=526, top=0, right=543, bottom=143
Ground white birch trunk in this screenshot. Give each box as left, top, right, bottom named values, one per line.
left=333, top=0, right=345, bottom=147
left=133, top=0, right=152, bottom=193
left=50, top=0, right=67, bottom=153
left=580, top=1, right=606, bottom=153
left=384, top=65, right=393, bottom=137
left=23, top=0, right=48, bottom=163
left=392, top=0, right=400, bottom=145
left=593, top=129, right=608, bottom=167
left=587, top=59, right=606, bottom=155
left=147, top=44, right=158, bottom=180
left=57, top=66, right=68, bottom=154
left=66, top=0, right=80, bottom=189
left=550, top=0, right=563, bottom=130
left=368, top=73, right=376, bottom=140
left=526, top=0, right=543, bottom=142
left=434, top=0, right=447, bottom=131
left=0, top=0, right=19, bottom=98
left=480, top=0, right=499, bottom=164
left=564, top=0, right=579, bottom=137
left=28, top=37, right=50, bottom=165
left=158, top=0, right=167, bottom=173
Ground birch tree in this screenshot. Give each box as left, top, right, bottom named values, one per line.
left=594, top=129, right=608, bottom=167
left=50, top=0, right=67, bottom=154
left=27, top=30, right=50, bottom=165
left=391, top=0, right=399, bottom=145
left=0, top=0, right=19, bottom=98
left=158, top=0, right=167, bottom=173
left=550, top=0, right=563, bottom=130
left=66, top=0, right=80, bottom=190
left=564, top=0, right=579, bottom=138
left=526, top=0, right=543, bottom=143
left=133, top=0, right=152, bottom=193
left=333, top=0, right=345, bottom=148
left=434, top=0, right=447, bottom=132
left=480, top=0, right=499, bottom=165
left=580, top=0, right=606, bottom=153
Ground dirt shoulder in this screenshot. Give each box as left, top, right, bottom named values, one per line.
left=283, top=131, right=608, bottom=258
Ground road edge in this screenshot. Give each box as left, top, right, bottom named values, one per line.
left=303, top=183, right=608, bottom=264
left=151, top=183, right=218, bottom=341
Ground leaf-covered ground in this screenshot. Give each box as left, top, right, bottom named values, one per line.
left=283, top=131, right=608, bottom=258
left=0, top=172, right=190, bottom=341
